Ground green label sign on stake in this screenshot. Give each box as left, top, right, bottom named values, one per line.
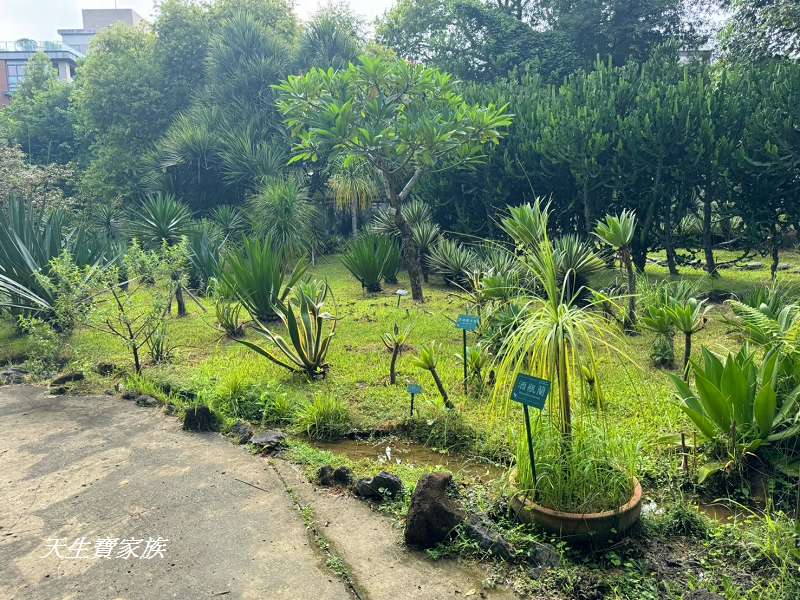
left=456, top=314, right=479, bottom=394
left=407, top=384, right=422, bottom=416
left=455, top=314, right=480, bottom=331
left=511, top=373, right=551, bottom=410
left=511, top=373, right=551, bottom=501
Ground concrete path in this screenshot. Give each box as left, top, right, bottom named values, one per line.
left=0, top=386, right=511, bottom=600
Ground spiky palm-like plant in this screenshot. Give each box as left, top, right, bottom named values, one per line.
left=382, top=322, right=411, bottom=384
left=341, top=232, right=391, bottom=292
left=248, top=177, right=316, bottom=261
left=125, top=193, right=194, bottom=316
left=427, top=238, right=478, bottom=287
left=594, top=210, right=637, bottom=332
left=220, top=238, right=308, bottom=322
left=412, top=341, right=453, bottom=409
left=328, top=155, right=379, bottom=237
left=494, top=201, right=625, bottom=443
left=210, top=205, right=247, bottom=243
left=553, top=234, right=604, bottom=304
left=668, top=298, right=711, bottom=380
left=126, top=193, right=193, bottom=247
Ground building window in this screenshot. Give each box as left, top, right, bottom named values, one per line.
left=7, top=62, right=26, bottom=92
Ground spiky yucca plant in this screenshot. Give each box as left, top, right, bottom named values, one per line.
left=412, top=341, right=453, bottom=408
left=125, top=193, right=193, bottom=247
left=248, top=177, right=316, bottom=260
left=341, top=233, right=391, bottom=292
left=594, top=210, right=637, bottom=331
left=220, top=238, right=308, bottom=322
left=427, top=238, right=477, bottom=287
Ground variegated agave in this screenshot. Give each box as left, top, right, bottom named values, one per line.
left=237, top=282, right=336, bottom=380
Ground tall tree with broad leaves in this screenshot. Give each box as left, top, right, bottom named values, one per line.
left=275, top=51, right=512, bottom=302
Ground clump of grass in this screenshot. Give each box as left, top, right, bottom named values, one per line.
left=515, top=419, right=637, bottom=514
left=261, top=387, right=296, bottom=426
left=648, top=501, right=710, bottom=538
left=124, top=373, right=175, bottom=405
left=293, top=394, right=352, bottom=440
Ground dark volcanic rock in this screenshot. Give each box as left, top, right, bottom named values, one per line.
left=229, top=421, right=253, bottom=445
left=251, top=430, right=285, bottom=452
left=464, top=514, right=517, bottom=561
left=50, top=372, right=84, bottom=385
left=0, top=367, right=27, bottom=385
left=355, top=471, right=403, bottom=501
left=49, top=385, right=67, bottom=396
left=183, top=405, right=216, bottom=432
left=404, top=472, right=464, bottom=548
left=135, top=395, right=158, bottom=407
left=333, top=466, right=354, bottom=486
left=121, top=390, right=139, bottom=400
left=95, top=362, right=116, bottom=376
left=318, top=465, right=335, bottom=486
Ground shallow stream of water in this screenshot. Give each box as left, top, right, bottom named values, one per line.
left=311, top=437, right=504, bottom=483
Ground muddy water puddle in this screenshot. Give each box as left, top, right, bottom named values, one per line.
left=311, top=437, right=504, bottom=483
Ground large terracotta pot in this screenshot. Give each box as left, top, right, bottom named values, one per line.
left=509, top=473, right=643, bottom=545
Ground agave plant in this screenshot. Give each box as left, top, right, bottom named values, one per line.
left=594, top=210, right=637, bottom=332
left=0, top=197, right=106, bottom=317
left=370, top=199, right=433, bottom=237
left=427, top=238, right=477, bottom=287
left=220, top=238, right=308, bottom=322
left=411, top=341, right=453, bottom=409
left=125, top=193, right=193, bottom=247
left=670, top=346, right=800, bottom=482
left=215, top=300, right=245, bottom=338
left=341, top=233, right=390, bottom=293
left=381, top=238, right=402, bottom=284
left=238, top=286, right=337, bottom=380
left=186, top=220, right=224, bottom=291
left=411, top=221, right=440, bottom=282
left=640, top=305, right=676, bottom=368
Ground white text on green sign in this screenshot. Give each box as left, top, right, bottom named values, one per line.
left=511, top=374, right=551, bottom=410
left=456, top=315, right=480, bottom=331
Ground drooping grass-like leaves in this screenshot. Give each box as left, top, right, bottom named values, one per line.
left=341, top=232, right=391, bottom=292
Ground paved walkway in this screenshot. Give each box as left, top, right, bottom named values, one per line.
left=0, top=386, right=512, bottom=600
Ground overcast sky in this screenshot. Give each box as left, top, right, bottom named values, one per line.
left=0, top=0, right=396, bottom=41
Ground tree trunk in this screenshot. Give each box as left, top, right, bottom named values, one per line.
left=702, top=195, right=718, bottom=277
left=622, top=249, right=637, bottom=332
left=381, top=170, right=424, bottom=302
left=663, top=204, right=678, bottom=277
left=683, top=333, right=692, bottom=382
left=770, top=226, right=781, bottom=280
left=389, top=345, right=399, bottom=385
left=430, top=368, right=452, bottom=409
left=351, top=198, right=358, bottom=238
left=175, top=280, right=187, bottom=317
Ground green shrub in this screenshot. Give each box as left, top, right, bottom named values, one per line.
left=426, top=238, right=477, bottom=287
left=220, top=237, right=308, bottom=322
left=293, top=394, right=351, bottom=440
left=238, top=285, right=337, bottom=380
left=17, top=315, right=60, bottom=376
left=341, top=232, right=390, bottom=292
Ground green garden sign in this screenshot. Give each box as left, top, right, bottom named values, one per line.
left=511, top=373, right=551, bottom=499
left=455, top=314, right=480, bottom=394
left=407, top=383, right=422, bottom=416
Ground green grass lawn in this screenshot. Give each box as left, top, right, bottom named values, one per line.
left=2, top=250, right=798, bottom=599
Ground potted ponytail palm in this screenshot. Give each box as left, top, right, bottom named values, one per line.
left=496, top=201, right=641, bottom=543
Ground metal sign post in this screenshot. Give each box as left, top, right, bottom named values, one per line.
left=511, top=373, right=551, bottom=500
left=455, top=314, right=480, bottom=395
left=407, top=383, right=422, bottom=417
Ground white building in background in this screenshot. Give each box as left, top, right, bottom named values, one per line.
left=0, top=8, right=146, bottom=106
